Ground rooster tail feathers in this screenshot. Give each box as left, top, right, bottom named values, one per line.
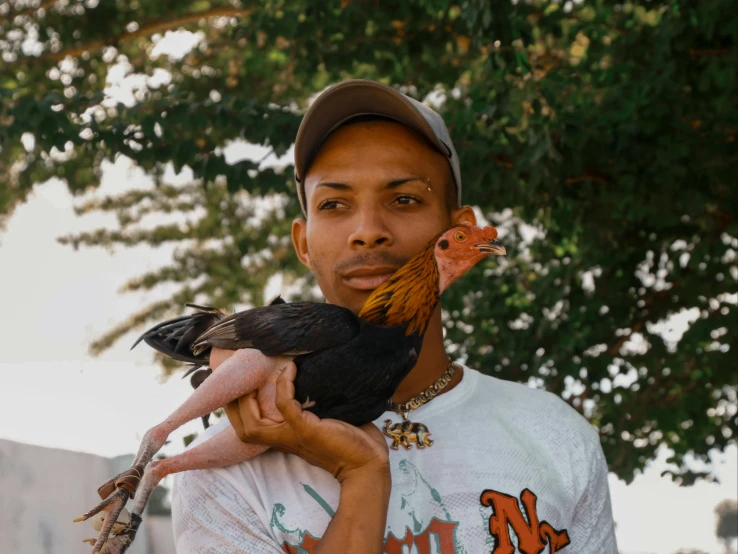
left=191, top=318, right=237, bottom=355
left=131, top=305, right=229, bottom=364
left=130, top=314, right=193, bottom=350
left=190, top=295, right=286, bottom=356
left=184, top=303, right=229, bottom=314
left=132, top=296, right=284, bottom=361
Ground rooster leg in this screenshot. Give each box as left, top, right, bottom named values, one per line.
left=135, top=427, right=271, bottom=515
left=123, top=384, right=283, bottom=551
left=130, top=349, right=288, bottom=471
left=132, top=382, right=281, bottom=516
left=86, top=427, right=271, bottom=554
left=77, top=350, right=290, bottom=546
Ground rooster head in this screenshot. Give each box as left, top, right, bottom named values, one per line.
left=434, top=222, right=506, bottom=293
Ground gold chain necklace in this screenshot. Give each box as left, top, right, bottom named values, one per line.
left=382, top=358, right=457, bottom=450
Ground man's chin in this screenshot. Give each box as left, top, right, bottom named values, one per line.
left=330, top=290, right=375, bottom=315
left=352, top=292, right=375, bottom=314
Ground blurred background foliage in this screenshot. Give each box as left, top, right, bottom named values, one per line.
left=0, top=0, right=735, bottom=485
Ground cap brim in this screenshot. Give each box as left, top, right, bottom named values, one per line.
left=294, top=80, right=449, bottom=183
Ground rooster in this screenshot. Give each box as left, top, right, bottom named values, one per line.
left=75, top=222, right=505, bottom=554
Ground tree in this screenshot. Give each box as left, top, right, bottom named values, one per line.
left=716, top=499, right=738, bottom=554
left=1, top=0, right=735, bottom=484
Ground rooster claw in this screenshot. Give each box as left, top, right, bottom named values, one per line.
left=83, top=538, right=108, bottom=553
left=75, top=488, right=131, bottom=554
left=82, top=534, right=134, bottom=554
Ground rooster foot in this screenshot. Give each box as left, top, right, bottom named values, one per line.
left=82, top=532, right=134, bottom=554
left=82, top=524, right=137, bottom=554
left=74, top=488, right=132, bottom=554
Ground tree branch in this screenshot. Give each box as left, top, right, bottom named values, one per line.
left=0, top=0, right=59, bottom=25
left=27, top=6, right=253, bottom=63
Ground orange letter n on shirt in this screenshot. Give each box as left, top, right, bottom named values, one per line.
left=480, top=488, right=571, bottom=554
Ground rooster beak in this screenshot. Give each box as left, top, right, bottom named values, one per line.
left=476, top=239, right=506, bottom=256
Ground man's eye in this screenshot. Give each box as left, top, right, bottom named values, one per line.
left=318, top=200, right=342, bottom=210
left=394, top=195, right=421, bottom=205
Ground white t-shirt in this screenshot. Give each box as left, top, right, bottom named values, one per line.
left=171, top=366, right=618, bottom=553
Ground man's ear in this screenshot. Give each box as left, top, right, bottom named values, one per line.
left=450, top=205, right=477, bottom=227
left=291, top=217, right=312, bottom=270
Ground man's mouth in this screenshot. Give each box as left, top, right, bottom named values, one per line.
left=340, top=266, right=399, bottom=291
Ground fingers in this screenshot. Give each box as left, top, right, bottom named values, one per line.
left=240, top=392, right=268, bottom=426
left=223, top=399, right=246, bottom=441
left=274, top=362, right=305, bottom=429
left=224, top=362, right=308, bottom=453
left=225, top=391, right=274, bottom=443
left=235, top=388, right=297, bottom=449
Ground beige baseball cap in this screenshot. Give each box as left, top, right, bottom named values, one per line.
left=293, top=79, right=462, bottom=214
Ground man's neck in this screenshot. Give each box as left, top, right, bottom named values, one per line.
left=391, top=304, right=463, bottom=404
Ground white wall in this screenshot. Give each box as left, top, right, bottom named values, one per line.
left=0, top=439, right=175, bottom=554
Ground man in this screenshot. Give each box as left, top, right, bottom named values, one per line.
left=171, top=79, right=618, bottom=553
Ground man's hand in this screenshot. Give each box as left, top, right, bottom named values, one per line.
left=224, top=360, right=390, bottom=484
left=209, top=347, right=391, bottom=552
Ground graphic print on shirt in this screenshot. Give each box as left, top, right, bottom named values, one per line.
left=396, top=459, right=467, bottom=554
left=276, top=459, right=464, bottom=554
left=480, top=488, right=571, bottom=554
left=274, top=461, right=569, bottom=554
left=270, top=499, right=322, bottom=552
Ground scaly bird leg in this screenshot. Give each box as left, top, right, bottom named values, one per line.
left=132, top=382, right=282, bottom=532
left=83, top=425, right=273, bottom=554
left=129, top=349, right=288, bottom=472
left=77, top=349, right=290, bottom=551
left=134, top=427, right=271, bottom=522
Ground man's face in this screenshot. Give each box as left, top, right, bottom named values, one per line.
left=291, top=120, right=475, bottom=313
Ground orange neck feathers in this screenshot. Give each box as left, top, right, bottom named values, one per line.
left=357, top=236, right=440, bottom=336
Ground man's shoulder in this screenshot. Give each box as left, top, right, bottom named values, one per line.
left=471, top=368, right=571, bottom=408
left=468, top=368, right=600, bottom=444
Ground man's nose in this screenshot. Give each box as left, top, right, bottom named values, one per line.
left=348, top=208, right=393, bottom=248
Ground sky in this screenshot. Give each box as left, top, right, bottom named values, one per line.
left=0, top=29, right=736, bottom=554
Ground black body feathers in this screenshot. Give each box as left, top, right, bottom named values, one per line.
left=134, top=295, right=423, bottom=427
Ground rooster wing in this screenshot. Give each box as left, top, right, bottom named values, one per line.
left=193, top=301, right=362, bottom=357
